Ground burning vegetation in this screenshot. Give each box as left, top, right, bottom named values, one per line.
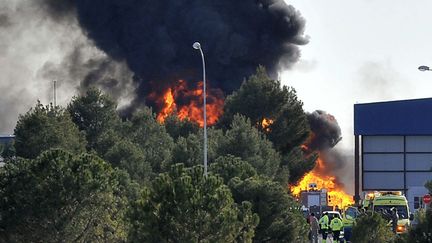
left=149, top=80, right=224, bottom=127
left=261, top=118, right=274, bottom=132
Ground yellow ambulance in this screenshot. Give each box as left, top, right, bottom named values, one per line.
left=371, top=191, right=414, bottom=234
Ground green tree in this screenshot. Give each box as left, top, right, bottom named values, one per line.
left=170, top=133, right=202, bottom=168
left=104, top=138, right=152, bottom=184
left=164, top=114, right=200, bottom=141
left=426, top=180, right=432, bottom=193
left=219, top=67, right=312, bottom=184
left=268, top=102, right=310, bottom=153
left=67, top=88, right=120, bottom=152
left=403, top=180, right=432, bottom=243
left=210, top=155, right=257, bottom=183
left=0, top=140, right=15, bottom=159
left=283, top=147, right=317, bottom=184
left=351, top=212, right=395, bottom=243
left=215, top=114, right=281, bottom=178
left=166, top=128, right=228, bottom=171
left=220, top=66, right=310, bottom=154
left=128, top=164, right=259, bottom=242
left=14, top=102, right=86, bottom=159
left=228, top=176, right=309, bottom=242
left=405, top=209, right=432, bottom=243
left=0, top=149, right=128, bottom=242
left=126, top=107, right=174, bottom=173
left=221, top=66, right=291, bottom=129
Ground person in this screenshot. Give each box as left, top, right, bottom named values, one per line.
left=309, top=213, right=319, bottom=243
left=380, top=208, right=391, bottom=222
left=391, top=207, right=399, bottom=233
left=359, top=207, right=366, bottom=215
left=319, top=212, right=330, bottom=242
left=330, top=214, right=344, bottom=243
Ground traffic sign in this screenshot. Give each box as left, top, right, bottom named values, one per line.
left=423, top=194, right=431, bottom=204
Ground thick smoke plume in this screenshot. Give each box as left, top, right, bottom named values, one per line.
left=44, top=0, right=308, bottom=112
left=0, top=0, right=307, bottom=133
left=307, top=110, right=342, bottom=151
left=305, top=110, right=353, bottom=192
left=0, top=0, right=134, bottom=133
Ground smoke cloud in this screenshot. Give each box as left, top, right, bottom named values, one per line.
left=304, top=110, right=353, bottom=193
left=44, top=0, right=308, bottom=112
left=0, top=1, right=135, bottom=133
left=0, top=0, right=307, bottom=133
left=307, top=110, right=342, bottom=151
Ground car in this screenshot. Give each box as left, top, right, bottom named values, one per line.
left=322, top=211, right=345, bottom=241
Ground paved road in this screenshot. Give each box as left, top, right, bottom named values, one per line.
left=314, top=234, right=347, bottom=243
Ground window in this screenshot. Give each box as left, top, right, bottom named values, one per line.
left=414, top=196, right=424, bottom=209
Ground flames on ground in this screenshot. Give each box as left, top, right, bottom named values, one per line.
left=291, top=111, right=354, bottom=209
left=291, top=155, right=354, bottom=208
left=150, top=80, right=224, bottom=127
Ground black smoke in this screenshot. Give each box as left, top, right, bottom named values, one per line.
left=307, top=110, right=342, bottom=151
left=305, top=110, right=353, bottom=193
left=42, top=0, right=308, bottom=112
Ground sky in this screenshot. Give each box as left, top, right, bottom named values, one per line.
left=282, top=0, right=432, bottom=152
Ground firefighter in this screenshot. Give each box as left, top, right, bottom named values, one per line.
left=319, top=212, right=330, bottom=242
left=330, top=214, right=344, bottom=243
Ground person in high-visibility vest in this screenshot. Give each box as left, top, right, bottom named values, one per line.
left=319, top=212, right=330, bottom=242
left=330, top=214, right=344, bottom=243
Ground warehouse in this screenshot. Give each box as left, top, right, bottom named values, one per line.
left=354, top=98, right=432, bottom=212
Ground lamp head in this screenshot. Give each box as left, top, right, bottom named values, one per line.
left=419, top=65, right=430, bottom=71
left=193, top=42, right=201, bottom=50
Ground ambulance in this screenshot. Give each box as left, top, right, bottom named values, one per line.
left=369, top=191, right=414, bottom=234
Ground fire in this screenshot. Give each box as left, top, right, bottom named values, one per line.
left=291, top=157, right=354, bottom=209
left=261, top=118, right=274, bottom=132
left=157, top=88, right=176, bottom=122
left=153, top=80, right=224, bottom=127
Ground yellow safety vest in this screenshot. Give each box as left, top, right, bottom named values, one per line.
left=319, top=215, right=329, bottom=229
left=330, top=218, right=344, bottom=231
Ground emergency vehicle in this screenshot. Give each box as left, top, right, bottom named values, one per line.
left=365, top=191, right=414, bottom=234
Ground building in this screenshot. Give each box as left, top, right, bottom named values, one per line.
left=354, top=98, right=432, bottom=212
left=0, top=135, right=14, bottom=145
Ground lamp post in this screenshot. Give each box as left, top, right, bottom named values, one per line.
left=193, top=41, right=208, bottom=177
left=418, top=65, right=431, bottom=71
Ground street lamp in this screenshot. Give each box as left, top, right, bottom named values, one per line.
left=193, top=41, right=208, bottom=177
left=418, top=65, right=431, bottom=71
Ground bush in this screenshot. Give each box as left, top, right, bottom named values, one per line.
left=352, top=212, right=395, bottom=243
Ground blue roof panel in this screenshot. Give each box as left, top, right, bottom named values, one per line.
left=354, top=98, right=432, bottom=135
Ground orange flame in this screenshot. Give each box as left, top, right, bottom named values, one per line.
left=157, top=88, right=176, bottom=123
left=154, top=80, right=224, bottom=127
left=261, top=118, right=274, bottom=132
left=291, top=157, right=354, bottom=208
